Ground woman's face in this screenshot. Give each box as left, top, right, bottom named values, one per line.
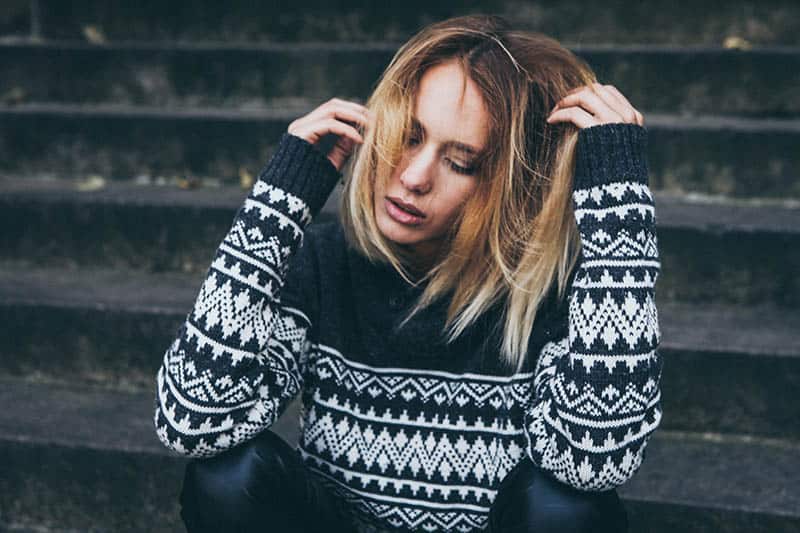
left=374, top=60, right=490, bottom=268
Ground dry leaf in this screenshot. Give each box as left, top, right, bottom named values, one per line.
left=177, top=176, right=201, bottom=190
left=722, top=36, right=752, bottom=50
left=2, top=86, right=26, bottom=104
left=75, top=175, right=106, bottom=192
left=239, top=167, right=254, bottom=189
left=82, top=25, right=107, bottom=44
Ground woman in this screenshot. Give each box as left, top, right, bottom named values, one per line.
left=154, top=13, right=661, bottom=533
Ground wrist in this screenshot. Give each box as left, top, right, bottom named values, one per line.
left=573, top=123, right=649, bottom=189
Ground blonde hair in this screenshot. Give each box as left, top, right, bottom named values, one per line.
left=339, top=14, right=599, bottom=374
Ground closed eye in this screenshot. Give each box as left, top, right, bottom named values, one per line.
left=407, top=135, right=476, bottom=175
left=446, top=159, right=476, bottom=175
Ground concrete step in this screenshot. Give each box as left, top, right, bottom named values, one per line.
left=0, top=102, right=288, bottom=185
left=2, top=179, right=799, bottom=306
left=0, top=526, right=80, bottom=533
left=2, top=41, right=797, bottom=117
left=656, top=301, right=800, bottom=439
left=1, top=104, right=799, bottom=198
left=0, top=376, right=797, bottom=532
left=0, top=261, right=798, bottom=440
left=3, top=0, right=798, bottom=46
left=619, top=430, right=800, bottom=533
left=0, top=375, right=300, bottom=533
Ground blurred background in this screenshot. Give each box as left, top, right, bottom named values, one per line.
left=0, top=1, right=798, bottom=531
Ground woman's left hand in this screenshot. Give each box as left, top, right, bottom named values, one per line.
left=546, top=83, right=645, bottom=129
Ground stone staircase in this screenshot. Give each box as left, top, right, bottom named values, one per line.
left=1, top=1, right=798, bottom=532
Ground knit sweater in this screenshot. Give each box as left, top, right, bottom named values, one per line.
left=153, top=123, right=662, bottom=532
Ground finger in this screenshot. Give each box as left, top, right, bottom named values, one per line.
left=328, top=102, right=372, bottom=132
left=592, top=83, right=632, bottom=118
left=600, top=85, right=634, bottom=111
left=601, top=85, right=644, bottom=126
left=334, top=98, right=373, bottom=118
left=295, top=117, right=364, bottom=146
left=546, top=106, right=599, bottom=129
left=327, top=97, right=368, bottom=112
left=337, top=135, right=356, bottom=151
left=298, top=104, right=371, bottom=138
left=300, top=99, right=371, bottom=129
left=554, top=86, right=622, bottom=121
left=328, top=135, right=355, bottom=164
left=596, top=84, right=629, bottom=112
left=325, top=133, right=361, bottom=171
left=290, top=109, right=367, bottom=143
left=322, top=98, right=372, bottom=125
left=552, top=87, right=624, bottom=124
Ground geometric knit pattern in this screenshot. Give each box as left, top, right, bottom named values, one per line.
left=524, top=177, right=663, bottom=493
left=297, top=345, right=532, bottom=532
left=154, top=124, right=663, bottom=532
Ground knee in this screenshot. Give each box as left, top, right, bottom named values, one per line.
left=488, top=458, right=628, bottom=533
left=179, top=430, right=297, bottom=529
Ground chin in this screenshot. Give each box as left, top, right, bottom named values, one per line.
left=376, top=212, right=425, bottom=245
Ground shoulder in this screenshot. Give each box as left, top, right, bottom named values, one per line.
left=293, top=219, right=348, bottom=278
left=282, top=220, right=346, bottom=314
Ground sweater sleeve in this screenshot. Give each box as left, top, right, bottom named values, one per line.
left=153, top=132, right=341, bottom=458
left=522, top=122, right=663, bottom=491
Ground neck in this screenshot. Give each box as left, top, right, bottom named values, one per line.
left=405, top=239, right=447, bottom=273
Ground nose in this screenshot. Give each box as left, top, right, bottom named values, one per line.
left=399, top=151, right=434, bottom=194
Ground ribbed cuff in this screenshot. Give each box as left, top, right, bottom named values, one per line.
left=254, top=132, right=343, bottom=216
left=574, top=123, right=649, bottom=188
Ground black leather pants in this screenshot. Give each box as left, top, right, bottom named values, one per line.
left=486, top=454, right=629, bottom=532
left=179, top=429, right=353, bottom=533
left=179, top=429, right=629, bottom=533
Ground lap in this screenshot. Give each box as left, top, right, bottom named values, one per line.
left=180, top=430, right=355, bottom=533
left=180, top=434, right=627, bottom=533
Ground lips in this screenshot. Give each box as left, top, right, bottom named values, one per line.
left=388, top=197, right=426, bottom=218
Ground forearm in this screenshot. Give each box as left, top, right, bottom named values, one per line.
left=154, top=133, right=341, bottom=457
left=525, top=123, right=663, bottom=491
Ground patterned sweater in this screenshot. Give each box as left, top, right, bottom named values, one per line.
left=153, top=123, right=663, bottom=532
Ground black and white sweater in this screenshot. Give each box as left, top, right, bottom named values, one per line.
left=154, top=123, right=663, bottom=532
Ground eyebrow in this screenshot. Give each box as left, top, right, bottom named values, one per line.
left=411, top=117, right=484, bottom=157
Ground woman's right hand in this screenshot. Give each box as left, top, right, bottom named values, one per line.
left=287, top=98, right=373, bottom=173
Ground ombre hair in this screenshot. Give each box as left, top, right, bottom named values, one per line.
left=338, top=13, right=599, bottom=374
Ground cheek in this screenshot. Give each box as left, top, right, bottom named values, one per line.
left=373, top=177, right=385, bottom=203
left=449, top=185, right=478, bottom=214
left=434, top=191, right=472, bottom=227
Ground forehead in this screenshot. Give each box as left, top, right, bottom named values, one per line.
left=413, top=61, right=489, bottom=154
